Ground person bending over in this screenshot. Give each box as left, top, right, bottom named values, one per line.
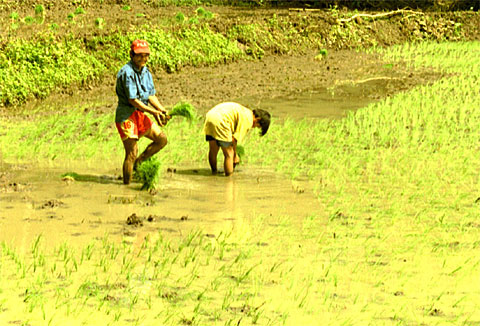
left=203, top=102, right=271, bottom=176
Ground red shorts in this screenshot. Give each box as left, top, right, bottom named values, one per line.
left=116, top=110, right=153, bottom=141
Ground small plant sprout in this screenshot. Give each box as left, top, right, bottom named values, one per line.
left=196, top=6, right=214, bottom=19
left=315, top=49, right=328, bottom=61
left=34, top=5, right=45, bottom=24
left=175, top=12, right=185, bottom=23
left=74, top=7, right=86, bottom=15
left=67, top=13, right=75, bottom=22
left=24, top=16, right=35, bottom=25
left=94, top=17, right=105, bottom=29
left=188, top=17, right=199, bottom=24
left=9, top=12, right=19, bottom=21
left=122, top=5, right=131, bottom=11
left=236, top=145, right=245, bottom=159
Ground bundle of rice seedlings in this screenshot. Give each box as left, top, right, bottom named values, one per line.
left=236, top=145, right=245, bottom=159
left=136, top=157, right=161, bottom=191
left=168, top=101, right=198, bottom=121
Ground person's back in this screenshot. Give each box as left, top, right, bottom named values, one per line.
left=203, top=102, right=270, bottom=176
left=204, top=102, right=253, bottom=144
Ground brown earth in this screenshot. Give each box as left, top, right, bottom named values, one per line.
left=3, top=3, right=480, bottom=116
left=1, top=3, right=480, bottom=248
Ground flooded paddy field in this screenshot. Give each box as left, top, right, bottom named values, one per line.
left=0, top=163, right=320, bottom=252
left=1, top=3, right=479, bottom=323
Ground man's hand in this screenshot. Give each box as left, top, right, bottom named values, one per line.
left=153, top=112, right=165, bottom=126
left=162, top=114, right=172, bottom=125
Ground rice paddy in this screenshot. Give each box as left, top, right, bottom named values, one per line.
left=0, top=41, right=479, bottom=325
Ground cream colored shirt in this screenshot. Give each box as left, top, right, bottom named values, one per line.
left=203, top=102, right=254, bottom=144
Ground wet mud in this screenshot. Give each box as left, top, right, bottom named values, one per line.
left=0, top=163, right=323, bottom=252
left=0, top=5, right=449, bottom=252
left=0, top=46, right=443, bottom=251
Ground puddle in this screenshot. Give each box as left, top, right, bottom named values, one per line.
left=0, top=164, right=322, bottom=252
left=237, top=78, right=404, bottom=120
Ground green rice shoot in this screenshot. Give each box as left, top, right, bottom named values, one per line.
left=168, top=101, right=198, bottom=121
left=236, top=144, right=245, bottom=158
left=136, top=157, right=161, bottom=191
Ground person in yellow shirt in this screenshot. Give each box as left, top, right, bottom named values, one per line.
left=204, top=102, right=271, bottom=176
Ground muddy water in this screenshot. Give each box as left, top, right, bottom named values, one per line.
left=0, top=80, right=386, bottom=252
left=237, top=79, right=388, bottom=120
left=1, top=74, right=402, bottom=251
left=0, top=163, right=321, bottom=252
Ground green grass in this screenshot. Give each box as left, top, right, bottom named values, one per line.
left=3, top=6, right=472, bottom=107
left=1, top=41, right=480, bottom=325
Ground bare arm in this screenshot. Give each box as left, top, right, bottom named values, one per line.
left=128, top=98, right=166, bottom=126
left=148, top=95, right=167, bottom=114
left=232, top=138, right=240, bottom=166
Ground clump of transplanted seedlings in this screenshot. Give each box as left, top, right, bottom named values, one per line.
left=167, top=101, right=198, bottom=121
left=136, top=157, right=162, bottom=191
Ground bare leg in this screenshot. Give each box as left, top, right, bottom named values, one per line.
left=233, top=139, right=240, bottom=168
left=208, top=140, right=220, bottom=175
left=221, top=145, right=235, bottom=176
left=122, top=138, right=138, bottom=185
left=135, top=124, right=167, bottom=167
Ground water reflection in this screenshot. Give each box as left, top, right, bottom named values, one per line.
left=0, top=165, right=321, bottom=250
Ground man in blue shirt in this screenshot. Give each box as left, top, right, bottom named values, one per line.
left=115, top=39, right=169, bottom=185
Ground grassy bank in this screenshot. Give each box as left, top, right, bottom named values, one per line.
left=1, top=41, right=479, bottom=325
left=1, top=4, right=479, bottom=106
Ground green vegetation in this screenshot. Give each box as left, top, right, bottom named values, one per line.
left=137, top=157, right=162, bottom=191
left=23, top=16, right=34, bottom=24
left=236, top=144, right=245, bottom=158
left=74, top=7, right=86, bottom=15
left=94, top=17, right=105, bottom=29
left=0, top=35, right=104, bottom=105
left=0, top=41, right=479, bottom=325
left=34, top=5, right=44, bottom=15
left=9, top=11, right=18, bottom=20
left=2, top=6, right=475, bottom=107
left=0, top=0, right=479, bottom=322
left=168, top=101, right=198, bottom=121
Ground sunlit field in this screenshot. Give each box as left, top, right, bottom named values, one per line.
left=1, top=41, right=479, bottom=325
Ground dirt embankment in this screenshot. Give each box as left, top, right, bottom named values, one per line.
left=3, top=3, right=480, bottom=114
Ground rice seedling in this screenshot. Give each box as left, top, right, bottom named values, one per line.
left=34, top=4, right=44, bottom=15
left=167, top=101, right=198, bottom=122
left=196, top=6, right=214, bottom=19
left=67, top=12, right=75, bottom=22
left=24, top=16, right=34, bottom=24
left=315, top=48, right=328, bottom=60
left=9, top=11, right=19, bottom=21
left=74, top=7, right=86, bottom=15
left=236, top=144, right=245, bottom=159
left=1, top=40, right=480, bottom=326
left=34, top=4, right=45, bottom=23
left=136, top=157, right=162, bottom=191
left=175, top=12, right=185, bottom=24
left=94, top=17, right=104, bottom=29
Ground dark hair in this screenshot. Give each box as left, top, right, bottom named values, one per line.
left=252, top=108, right=271, bottom=136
